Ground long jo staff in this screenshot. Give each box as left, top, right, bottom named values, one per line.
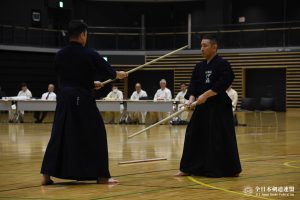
left=128, top=106, right=190, bottom=139
left=101, top=45, right=188, bottom=85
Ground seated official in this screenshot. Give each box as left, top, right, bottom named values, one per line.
left=172, top=83, right=189, bottom=125
left=127, top=83, right=148, bottom=124
left=148, top=79, right=172, bottom=124
left=102, top=85, right=124, bottom=124
left=226, top=85, right=238, bottom=126
left=34, top=84, right=56, bottom=123
left=9, top=83, right=32, bottom=123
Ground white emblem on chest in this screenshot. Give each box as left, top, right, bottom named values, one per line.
left=205, top=70, right=212, bottom=83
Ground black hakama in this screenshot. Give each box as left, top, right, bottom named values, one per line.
left=179, top=55, right=242, bottom=177
left=41, top=41, right=116, bottom=180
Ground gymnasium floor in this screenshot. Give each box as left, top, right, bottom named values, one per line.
left=0, top=111, right=299, bottom=200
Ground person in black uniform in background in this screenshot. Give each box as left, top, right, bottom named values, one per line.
left=41, top=20, right=127, bottom=185
left=176, top=34, right=241, bottom=177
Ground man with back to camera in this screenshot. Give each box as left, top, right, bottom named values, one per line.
left=41, top=20, right=127, bottom=185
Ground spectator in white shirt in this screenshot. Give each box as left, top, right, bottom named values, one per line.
left=34, top=84, right=57, bottom=123
left=18, top=83, right=32, bottom=99
left=226, top=85, right=238, bottom=112
left=128, top=83, right=148, bottom=124
left=150, top=79, right=172, bottom=124
left=173, top=83, right=189, bottom=124
left=226, top=85, right=238, bottom=126
left=105, top=85, right=123, bottom=100
left=103, top=85, right=124, bottom=124
left=154, top=79, right=172, bottom=101
left=9, top=83, right=32, bottom=123
left=175, top=83, right=188, bottom=104
left=130, top=83, right=148, bottom=100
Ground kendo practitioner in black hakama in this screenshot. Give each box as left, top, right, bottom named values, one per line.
left=41, top=20, right=127, bottom=185
left=176, top=34, right=242, bottom=177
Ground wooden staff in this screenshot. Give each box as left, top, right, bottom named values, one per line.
left=101, top=45, right=188, bottom=85
left=118, top=157, right=167, bottom=165
left=128, top=107, right=189, bottom=139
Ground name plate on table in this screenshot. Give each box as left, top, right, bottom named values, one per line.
left=17, top=100, right=57, bottom=111
left=126, top=100, right=174, bottom=112
left=96, top=100, right=122, bottom=112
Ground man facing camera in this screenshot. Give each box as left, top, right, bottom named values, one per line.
left=128, top=83, right=148, bottom=124
left=150, top=79, right=172, bottom=123
left=34, top=84, right=56, bottom=123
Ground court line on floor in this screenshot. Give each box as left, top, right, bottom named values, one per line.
left=0, top=197, right=70, bottom=200
left=90, top=187, right=178, bottom=200
left=183, top=171, right=299, bottom=186
left=0, top=169, right=177, bottom=193
left=188, top=176, right=273, bottom=200
left=0, top=156, right=295, bottom=193
left=0, top=185, right=42, bottom=193
left=0, top=157, right=298, bottom=197
left=184, top=157, right=300, bottom=199
left=90, top=170, right=296, bottom=200
left=284, top=160, right=300, bottom=169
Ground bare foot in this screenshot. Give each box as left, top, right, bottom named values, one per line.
left=41, top=174, right=54, bottom=185
left=97, top=177, right=119, bottom=184
left=174, top=171, right=189, bottom=177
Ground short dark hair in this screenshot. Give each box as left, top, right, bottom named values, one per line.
left=180, top=82, right=187, bottom=86
left=202, top=34, right=218, bottom=45
left=68, top=20, right=88, bottom=38
left=20, top=82, right=27, bottom=87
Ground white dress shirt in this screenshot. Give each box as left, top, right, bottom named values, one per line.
left=10, top=89, right=32, bottom=115
left=17, top=89, right=32, bottom=99
left=154, top=88, right=172, bottom=101
left=226, top=88, right=238, bottom=111
left=130, top=90, right=148, bottom=100
left=41, top=92, right=56, bottom=100
left=175, top=90, right=188, bottom=104
left=105, top=90, right=123, bottom=100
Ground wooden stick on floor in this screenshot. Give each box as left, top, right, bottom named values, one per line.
left=128, top=107, right=188, bottom=139
left=101, top=45, right=188, bottom=85
left=118, top=157, right=167, bottom=165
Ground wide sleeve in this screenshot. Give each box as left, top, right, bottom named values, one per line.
left=211, top=60, right=234, bottom=94
left=184, top=65, right=198, bottom=99
left=91, top=50, right=117, bottom=80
